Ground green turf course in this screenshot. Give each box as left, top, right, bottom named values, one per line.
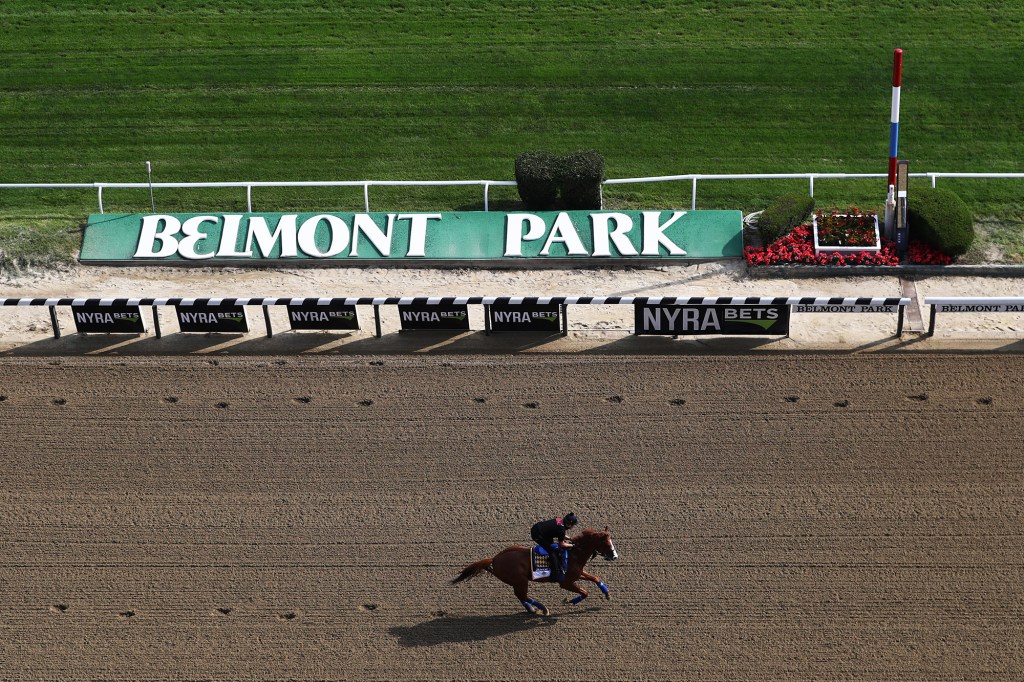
left=1, top=1, right=1023, bottom=262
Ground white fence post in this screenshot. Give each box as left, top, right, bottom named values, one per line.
left=97, top=186, right=104, bottom=214
left=363, top=183, right=370, bottom=212
left=809, top=176, right=815, bottom=197
left=483, top=183, right=490, bottom=212
left=691, top=177, right=697, bottom=210
left=246, top=185, right=252, bottom=212
left=931, top=173, right=937, bottom=188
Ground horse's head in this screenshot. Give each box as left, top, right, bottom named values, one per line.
left=575, top=527, right=618, bottom=562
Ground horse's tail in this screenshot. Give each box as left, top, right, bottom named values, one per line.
left=450, top=557, right=493, bottom=585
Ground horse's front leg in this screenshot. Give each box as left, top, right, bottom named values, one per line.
left=580, top=570, right=611, bottom=600
left=560, top=579, right=589, bottom=605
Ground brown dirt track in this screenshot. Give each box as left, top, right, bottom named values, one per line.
left=2, top=353, right=1024, bottom=681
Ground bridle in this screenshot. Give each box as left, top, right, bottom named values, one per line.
left=582, top=533, right=618, bottom=562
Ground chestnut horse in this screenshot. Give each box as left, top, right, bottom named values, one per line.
left=451, top=527, right=618, bottom=615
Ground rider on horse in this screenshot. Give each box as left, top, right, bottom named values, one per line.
left=530, top=512, right=579, bottom=582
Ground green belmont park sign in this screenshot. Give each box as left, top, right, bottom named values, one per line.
left=80, top=210, right=742, bottom=263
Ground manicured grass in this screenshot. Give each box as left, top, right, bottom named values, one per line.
left=1, top=0, right=1023, bottom=262
left=0, top=215, right=81, bottom=266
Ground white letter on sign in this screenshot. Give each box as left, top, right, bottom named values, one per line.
left=350, top=214, right=393, bottom=257
left=541, top=212, right=587, bottom=256
left=504, top=214, right=547, bottom=256
left=298, top=215, right=350, bottom=257
left=641, top=211, right=687, bottom=256
left=178, top=215, right=219, bottom=260
left=134, top=215, right=181, bottom=258
left=216, top=215, right=253, bottom=257
left=399, top=213, right=441, bottom=257
left=591, top=213, right=637, bottom=257
left=245, top=215, right=298, bottom=258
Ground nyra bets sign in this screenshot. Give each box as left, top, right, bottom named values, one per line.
left=79, top=210, right=742, bottom=263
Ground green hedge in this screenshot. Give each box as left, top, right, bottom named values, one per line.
left=758, top=193, right=815, bottom=244
left=515, top=150, right=604, bottom=210
left=514, top=151, right=560, bottom=210
left=558, top=150, right=605, bottom=210
left=907, top=188, right=975, bottom=257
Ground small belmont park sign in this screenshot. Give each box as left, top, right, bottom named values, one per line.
left=80, top=210, right=742, bottom=263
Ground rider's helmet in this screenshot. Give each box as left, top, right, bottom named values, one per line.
left=563, top=512, right=579, bottom=527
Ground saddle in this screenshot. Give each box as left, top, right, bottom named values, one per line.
left=531, top=545, right=567, bottom=581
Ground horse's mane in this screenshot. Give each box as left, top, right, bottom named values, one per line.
left=570, top=527, right=606, bottom=546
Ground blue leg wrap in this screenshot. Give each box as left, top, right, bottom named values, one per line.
left=570, top=594, right=586, bottom=605
left=598, top=581, right=610, bottom=596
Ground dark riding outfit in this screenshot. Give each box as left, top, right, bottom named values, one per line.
left=531, top=513, right=578, bottom=581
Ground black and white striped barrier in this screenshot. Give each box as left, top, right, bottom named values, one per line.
left=0, top=296, right=910, bottom=340
left=925, top=297, right=1024, bottom=336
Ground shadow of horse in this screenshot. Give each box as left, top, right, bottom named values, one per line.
left=389, top=607, right=602, bottom=648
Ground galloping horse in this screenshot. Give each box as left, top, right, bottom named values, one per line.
left=451, top=527, right=618, bottom=615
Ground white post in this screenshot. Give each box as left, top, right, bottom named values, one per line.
left=146, top=161, right=155, bottom=212
left=884, top=184, right=896, bottom=239
left=246, top=185, right=252, bottom=212
left=931, top=174, right=937, bottom=188
left=97, top=186, right=104, bottom=214
left=483, top=183, right=490, bottom=212
left=809, top=176, right=815, bottom=197
left=363, top=183, right=370, bottom=212
left=691, top=177, right=697, bottom=210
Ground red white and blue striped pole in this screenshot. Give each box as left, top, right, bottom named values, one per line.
left=887, top=48, right=903, bottom=189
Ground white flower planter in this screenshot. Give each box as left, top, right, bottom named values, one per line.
left=812, top=214, right=881, bottom=255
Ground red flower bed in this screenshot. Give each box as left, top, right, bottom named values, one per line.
left=745, top=225, right=952, bottom=266
left=814, top=208, right=878, bottom=247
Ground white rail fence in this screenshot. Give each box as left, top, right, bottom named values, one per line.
left=1, top=172, right=1022, bottom=213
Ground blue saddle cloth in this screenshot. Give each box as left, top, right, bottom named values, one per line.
left=531, top=545, right=567, bottom=578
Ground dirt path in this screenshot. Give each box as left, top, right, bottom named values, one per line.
left=2, top=354, right=1023, bottom=680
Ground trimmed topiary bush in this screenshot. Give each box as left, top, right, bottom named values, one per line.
left=557, top=150, right=605, bottom=210
left=514, top=151, right=560, bottom=210
left=758, top=193, right=815, bottom=244
left=907, top=187, right=975, bottom=257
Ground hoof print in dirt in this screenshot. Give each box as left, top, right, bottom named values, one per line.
left=606, top=395, right=624, bottom=404
left=977, top=397, right=993, bottom=405
left=358, top=399, right=374, bottom=407
left=523, top=402, right=540, bottom=409
left=53, top=398, right=67, bottom=406
left=278, top=611, right=298, bottom=621
left=215, top=402, right=230, bottom=409
left=473, top=397, right=488, bottom=404
left=834, top=400, right=850, bottom=408
left=0, top=395, right=8, bottom=403
left=907, top=394, right=928, bottom=402
left=359, top=603, right=379, bottom=612
left=163, top=396, right=179, bottom=404
left=118, top=611, right=135, bottom=619
left=49, top=604, right=69, bottom=614
left=669, top=398, right=686, bottom=406
left=784, top=396, right=800, bottom=403
left=293, top=396, right=312, bottom=404
left=215, top=607, right=232, bottom=616
left=368, top=360, right=384, bottom=366
left=431, top=610, right=447, bottom=618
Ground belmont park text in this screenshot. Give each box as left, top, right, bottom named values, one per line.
left=134, top=212, right=687, bottom=259
left=80, top=210, right=743, bottom=263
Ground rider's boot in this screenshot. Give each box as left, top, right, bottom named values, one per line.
left=549, top=543, right=562, bottom=581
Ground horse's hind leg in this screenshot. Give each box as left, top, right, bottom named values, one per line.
left=514, top=582, right=548, bottom=616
